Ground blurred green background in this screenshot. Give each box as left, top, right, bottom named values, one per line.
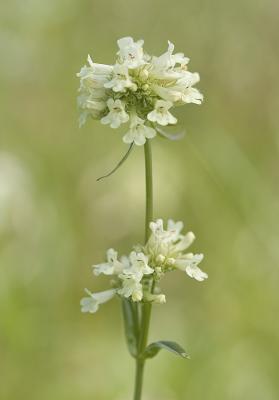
left=1, top=0, right=278, bottom=399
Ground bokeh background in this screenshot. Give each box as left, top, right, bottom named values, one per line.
left=1, top=1, right=279, bottom=399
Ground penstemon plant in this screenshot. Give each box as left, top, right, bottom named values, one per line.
left=77, top=37, right=208, bottom=400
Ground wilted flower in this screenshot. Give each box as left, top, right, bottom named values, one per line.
left=77, top=37, right=203, bottom=145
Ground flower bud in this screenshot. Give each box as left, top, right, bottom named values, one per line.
left=166, top=257, right=175, bottom=265
left=139, top=68, right=149, bottom=80
left=132, top=290, right=143, bottom=302
left=156, top=254, right=165, bottom=263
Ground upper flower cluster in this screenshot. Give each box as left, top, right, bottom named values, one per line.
left=77, top=37, right=203, bottom=146
left=81, top=218, right=207, bottom=313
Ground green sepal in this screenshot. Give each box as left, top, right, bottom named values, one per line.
left=143, top=340, right=189, bottom=360
left=121, top=298, right=139, bottom=358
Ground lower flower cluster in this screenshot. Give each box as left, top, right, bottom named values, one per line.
left=80, top=219, right=208, bottom=313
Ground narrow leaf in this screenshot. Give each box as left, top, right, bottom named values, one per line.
left=156, top=126, right=185, bottom=141
left=121, top=298, right=139, bottom=358
left=144, top=340, right=189, bottom=360
left=97, top=143, right=134, bottom=181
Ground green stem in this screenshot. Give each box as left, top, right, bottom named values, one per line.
left=134, top=359, right=144, bottom=400
left=133, top=139, right=153, bottom=400
left=144, top=139, right=153, bottom=243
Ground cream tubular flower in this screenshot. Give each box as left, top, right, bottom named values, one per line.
left=186, top=264, right=208, bottom=281
left=77, top=94, right=107, bottom=127
left=78, top=93, right=106, bottom=112
left=77, top=37, right=203, bottom=142
left=87, top=54, right=113, bottom=75
left=77, top=55, right=112, bottom=90
left=123, top=115, right=156, bottom=146
left=174, top=231, right=196, bottom=252
left=80, top=288, right=116, bottom=313
left=181, top=87, right=204, bottom=105
left=170, top=73, right=203, bottom=105
left=176, top=71, right=200, bottom=88
left=149, top=219, right=164, bottom=237
left=147, top=100, right=177, bottom=126
left=151, top=84, right=184, bottom=103
left=101, top=98, right=129, bottom=128
left=150, top=218, right=179, bottom=243
left=104, top=64, right=137, bottom=93
left=167, top=219, right=184, bottom=240
left=117, top=37, right=145, bottom=69
left=175, top=253, right=208, bottom=282
left=123, top=251, right=153, bottom=280
left=93, top=248, right=124, bottom=276
left=150, top=41, right=189, bottom=80
left=118, top=275, right=143, bottom=302
left=147, top=218, right=208, bottom=282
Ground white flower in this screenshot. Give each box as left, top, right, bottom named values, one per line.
left=150, top=218, right=179, bottom=243
left=180, top=87, right=204, bottom=105
left=87, top=54, right=113, bottom=75
left=77, top=93, right=107, bottom=127
left=147, top=100, right=177, bottom=126
left=123, top=115, right=156, bottom=146
left=104, top=64, right=137, bottom=93
left=150, top=41, right=189, bottom=80
left=167, top=219, right=184, bottom=239
left=77, top=37, right=203, bottom=140
left=150, top=219, right=164, bottom=236
left=147, top=219, right=208, bottom=282
left=186, top=264, right=208, bottom=281
left=123, top=251, right=153, bottom=280
left=118, top=275, right=143, bottom=302
left=101, top=98, right=129, bottom=128
left=117, top=37, right=145, bottom=69
left=174, top=231, right=196, bottom=252
left=176, top=71, right=200, bottom=87
left=77, top=55, right=112, bottom=90
left=80, top=288, right=116, bottom=313
left=93, top=248, right=124, bottom=276
left=151, top=70, right=203, bottom=105
left=175, top=253, right=208, bottom=281
left=78, top=93, right=106, bottom=115
left=151, top=84, right=184, bottom=103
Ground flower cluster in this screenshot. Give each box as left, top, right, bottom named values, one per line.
left=81, top=219, right=208, bottom=313
left=77, top=37, right=203, bottom=145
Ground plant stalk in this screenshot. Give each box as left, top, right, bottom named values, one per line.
left=133, top=139, right=153, bottom=400
left=144, top=139, right=153, bottom=244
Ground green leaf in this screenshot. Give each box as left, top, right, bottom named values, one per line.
left=121, top=298, right=139, bottom=358
left=97, top=143, right=134, bottom=181
left=143, top=341, right=189, bottom=360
